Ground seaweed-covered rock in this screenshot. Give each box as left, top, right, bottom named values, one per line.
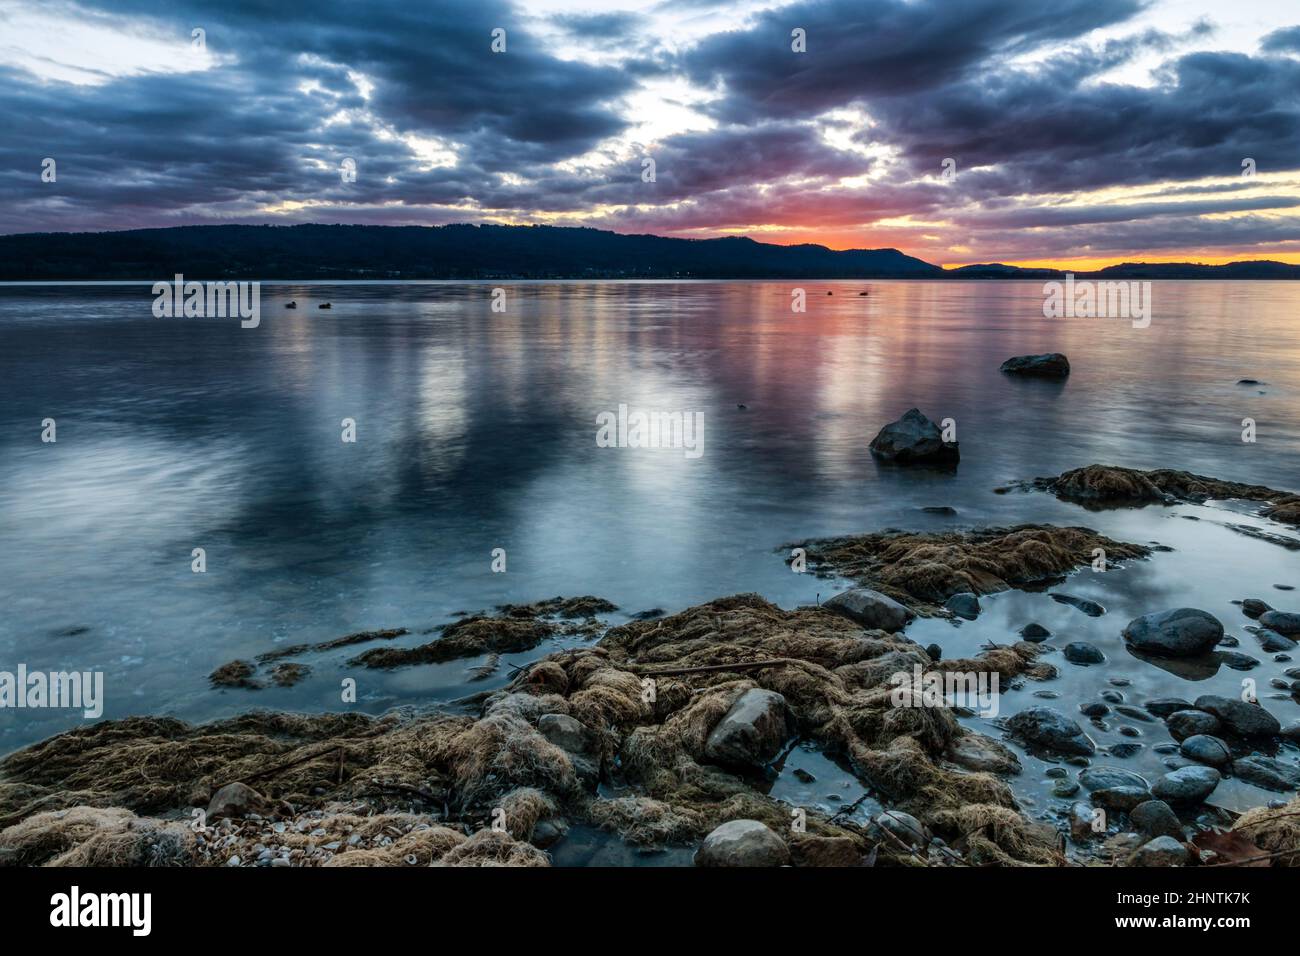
left=868, top=408, right=959, bottom=465
left=1123, top=608, right=1223, bottom=657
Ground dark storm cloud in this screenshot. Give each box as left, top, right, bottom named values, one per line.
left=682, top=0, right=1148, bottom=122
left=0, top=0, right=1297, bottom=262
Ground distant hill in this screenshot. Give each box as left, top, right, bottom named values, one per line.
left=0, top=223, right=941, bottom=280
left=0, top=223, right=1295, bottom=280
left=950, top=260, right=1300, bottom=280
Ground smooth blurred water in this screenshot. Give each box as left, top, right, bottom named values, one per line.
left=1, top=281, right=1299, bottom=813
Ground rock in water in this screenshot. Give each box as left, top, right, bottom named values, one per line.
left=1241, top=598, right=1272, bottom=619
left=694, top=820, right=789, bottom=867
left=1019, top=622, right=1051, bottom=641
left=1128, top=836, right=1189, bottom=867
left=823, top=588, right=915, bottom=631
left=1230, top=755, right=1300, bottom=791
left=868, top=408, right=959, bottom=465
left=1122, top=608, right=1223, bottom=656
left=704, top=689, right=792, bottom=767
left=1151, top=766, right=1221, bottom=805
left=1006, top=707, right=1096, bottom=756
left=1063, top=642, right=1105, bottom=665
left=1165, top=710, right=1222, bottom=741
left=1259, top=610, right=1300, bottom=636
left=1192, top=695, right=1281, bottom=737
left=999, top=353, right=1070, bottom=377
left=1178, top=735, right=1232, bottom=767
left=945, top=592, right=980, bottom=620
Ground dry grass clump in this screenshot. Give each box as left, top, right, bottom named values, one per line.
left=0, top=806, right=195, bottom=867
left=4, top=585, right=1074, bottom=867
left=1234, top=798, right=1300, bottom=866
left=797, top=526, right=1149, bottom=605
left=434, top=828, right=550, bottom=867
left=352, top=617, right=558, bottom=668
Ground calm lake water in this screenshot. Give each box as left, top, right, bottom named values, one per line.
left=1, top=280, right=1298, bottom=821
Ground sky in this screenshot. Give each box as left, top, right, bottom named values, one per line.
left=1, top=0, right=1298, bottom=267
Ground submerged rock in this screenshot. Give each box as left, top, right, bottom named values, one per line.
left=1122, top=608, right=1223, bottom=657
left=1052, top=593, right=1105, bottom=617
left=1144, top=698, right=1193, bottom=718
left=1000, top=353, right=1070, bottom=378
left=694, top=820, right=789, bottom=867
left=822, top=588, right=914, bottom=632
left=1007, top=707, right=1096, bottom=756
left=703, top=689, right=792, bottom=768
left=1019, top=623, right=1052, bottom=642
left=868, top=408, right=959, bottom=466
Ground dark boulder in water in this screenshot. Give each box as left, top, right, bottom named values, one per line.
left=868, top=408, right=958, bottom=465
left=999, top=353, right=1070, bottom=377
left=1122, top=607, right=1223, bottom=657
left=1007, top=707, right=1096, bottom=756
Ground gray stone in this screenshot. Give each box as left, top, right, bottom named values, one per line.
left=1063, top=642, right=1105, bottom=665
left=1092, top=786, right=1152, bottom=811
left=1007, top=707, right=1096, bottom=756
left=868, top=408, right=959, bottom=465
left=872, top=811, right=929, bottom=848
left=1019, top=622, right=1051, bottom=642
left=1128, top=835, right=1189, bottom=867
left=1080, top=702, right=1110, bottom=717
left=1151, top=766, right=1221, bottom=805
left=1166, top=709, right=1222, bottom=740
left=1231, top=755, right=1300, bottom=791
left=537, top=713, right=598, bottom=756
left=1000, top=352, right=1070, bottom=377
left=1079, top=767, right=1149, bottom=792
left=694, top=820, right=790, bottom=867
left=1130, top=800, right=1183, bottom=840
left=945, top=592, right=981, bottom=620
left=1241, top=599, right=1272, bottom=619
left=1069, top=802, right=1098, bottom=843
left=948, top=731, right=1022, bottom=775
left=1259, top=610, right=1300, bottom=636
left=1255, top=629, right=1298, bottom=652
left=1052, top=593, right=1105, bottom=617
left=1123, top=608, right=1224, bottom=656
left=704, top=688, right=792, bottom=767
left=1178, top=735, right=1232, bottom=767
left=206, top=783, right=271, bottom=821
left=823, top=588, right=915, bottom=632
left=1193, top=695, right=1281, bottom=737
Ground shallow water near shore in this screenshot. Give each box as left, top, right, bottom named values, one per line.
left=1, top=280, right=1298, bottom=824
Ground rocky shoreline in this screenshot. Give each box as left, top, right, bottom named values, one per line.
left=3, top=466, right=1300, bottom=867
